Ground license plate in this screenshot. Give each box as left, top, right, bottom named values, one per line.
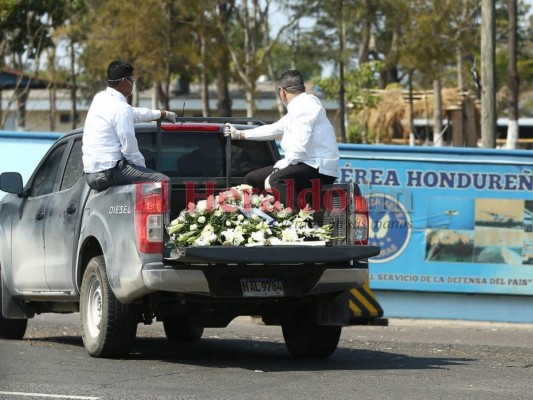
left=240, top=278, right=284, bottom=297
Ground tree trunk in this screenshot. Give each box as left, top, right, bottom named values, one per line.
left=216, top=2, right=232, bottom=117
left=480, top=0, right=496, bottom=148
left=163, top=0, right=172, bottom=111
left=338, top=0, right=347, bottom=143
left=49, top=86, right=56, bottom=131
left=216, top=67, right=232, bottom=117
left=457, top=47, right=465, bottom=91
left=408, top=71, right=415, bottom=146
left=246, top=83, right=255, bottom=118
left=262, top=16, right=284, bottom=118
left=506, top=0, right=519, bottom=149
left=16, top=90, right=27, bottom=130
left=338, top=60, right=347, bottom=143
left=267, top=54, right=284, bottom=118
left=200, top=35, right=210, bottom=117
left=46, top=47, right=57, bottom=131
left=70, top=41, right=77, bottom=129
left=433, top=79, right=443, bottom=146
left=151, top=83, right=158, bottom=110
left=358, top=4, right=371, bottom=64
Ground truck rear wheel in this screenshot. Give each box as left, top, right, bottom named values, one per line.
left=163, top=317, right=204, bottom=343
left=282, top=306, right=342, bottom=359
left=0, top=276, right=27, bottom=340
left=80, top=256, right=137, bottom=358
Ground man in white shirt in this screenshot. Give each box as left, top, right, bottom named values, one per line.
left=225, top=70, right=339, bottom=210
left=83, top=60, right=177, bottom=191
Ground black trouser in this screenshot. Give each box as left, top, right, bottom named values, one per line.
left=85, top=160, right=169, bottom=191
left=244, top=163, right=336, bottom=210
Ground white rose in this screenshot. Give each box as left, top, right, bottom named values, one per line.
left=222, top=229, right=235, bottom=241
left=196, top=200, right=208, bottom=213
left=251, top=231, right=265, bottom=243
left=235, top=184, right=253, bottom=193
left=233, top=232, right=245, bottom=245
left=198, top=216, right=206, bottom=224
left=282, top=228, right=299, bottom=242
left=269, top=237, right=282, bottom=245
left=251, top=195, right=261, bottom=207
left=190, top=224, right=198, bottom=231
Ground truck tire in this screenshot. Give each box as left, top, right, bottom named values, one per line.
left=163, top=317, right=204, bottom=343
left=282, top=305, right=342, bottom=359
left=0, top=277, right=27, bottom=340
left=80, top=256, right=137, bottom=358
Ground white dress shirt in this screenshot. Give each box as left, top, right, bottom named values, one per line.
left=244, top=92, right=340, bottom=178
left=82, top=87, right=161, bottom=173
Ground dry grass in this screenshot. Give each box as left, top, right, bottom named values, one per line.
left=355, top=88, right=479, bottom=143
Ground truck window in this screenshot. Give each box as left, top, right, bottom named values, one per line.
left=60, top=140, right=84, bottom=190
left=31, top=143, right=67, bottom=197
left=230, top=140, right=275, bottom=177
left=137, top=131, right=225, bottom=177
left=137, top=131, right=275, bottom=177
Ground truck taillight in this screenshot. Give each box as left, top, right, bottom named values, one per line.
left=354, top=195, right=369, bottom=245
left=135, top=180, right=169, bottom=254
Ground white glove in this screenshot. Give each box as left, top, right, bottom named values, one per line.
left=224, top=123, right=243, bottom=140
left=163, top=111, right=177, bottom=123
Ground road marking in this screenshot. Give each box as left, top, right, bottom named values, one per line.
left=0, top=392, right=99, bottom=400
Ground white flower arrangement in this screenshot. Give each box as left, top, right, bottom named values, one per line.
left=167, top=184, right=334, bottom=247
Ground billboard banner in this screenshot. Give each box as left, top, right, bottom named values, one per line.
left=339, top=144, right=533, bottom=296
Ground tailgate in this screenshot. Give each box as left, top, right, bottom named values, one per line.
left=166, top=245, right=380, bottom=264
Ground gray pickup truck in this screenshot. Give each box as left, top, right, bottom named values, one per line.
left=0, top=118, right=379, bottom=359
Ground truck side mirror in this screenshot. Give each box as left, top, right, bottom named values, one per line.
left=0, top=172, right=23, bottom=195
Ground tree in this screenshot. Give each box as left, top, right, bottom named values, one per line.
left=215, top=0, right=312, bottom=117
left=310, top=0, right=361, bottom=142
left=314, top=61, right=383, bottom=143
left=214, top=1, right=233, bottom=117
left=0, top=0, right=76, bottom=129
left=397, top=0, right=470, bottom=146
left=77, top=0, right=199, bottom=110
left=49, top=0, right=86, bottom=130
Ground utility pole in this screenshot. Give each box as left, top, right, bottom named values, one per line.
left=338, top=0, right=347, bottom=143
left=506, top=0, right=519, bottom=149
left=480, top=0, right=496, bottom=148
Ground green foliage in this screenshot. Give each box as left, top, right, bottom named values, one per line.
left=4, top=0, right=533, bottom=120
left=0, top=0, right=17, bottom=23
left=268, top=39, right=322, bottom=81
left=346, top=123, right=366, bottom=144
left=398, top=0, right=463, bottom=79
left=0, top=0, right=72, bottom=66
left=313, top=61, right=384, bottom=112
left=76, top=0, right=202, bottom=95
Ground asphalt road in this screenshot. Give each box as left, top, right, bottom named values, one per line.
left=1, top=314, right=532, bottom=400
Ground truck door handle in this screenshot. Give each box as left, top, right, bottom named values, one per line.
left=66, top=205, right=77, bottom=215
left=36, top=212, right=45, bottom=221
